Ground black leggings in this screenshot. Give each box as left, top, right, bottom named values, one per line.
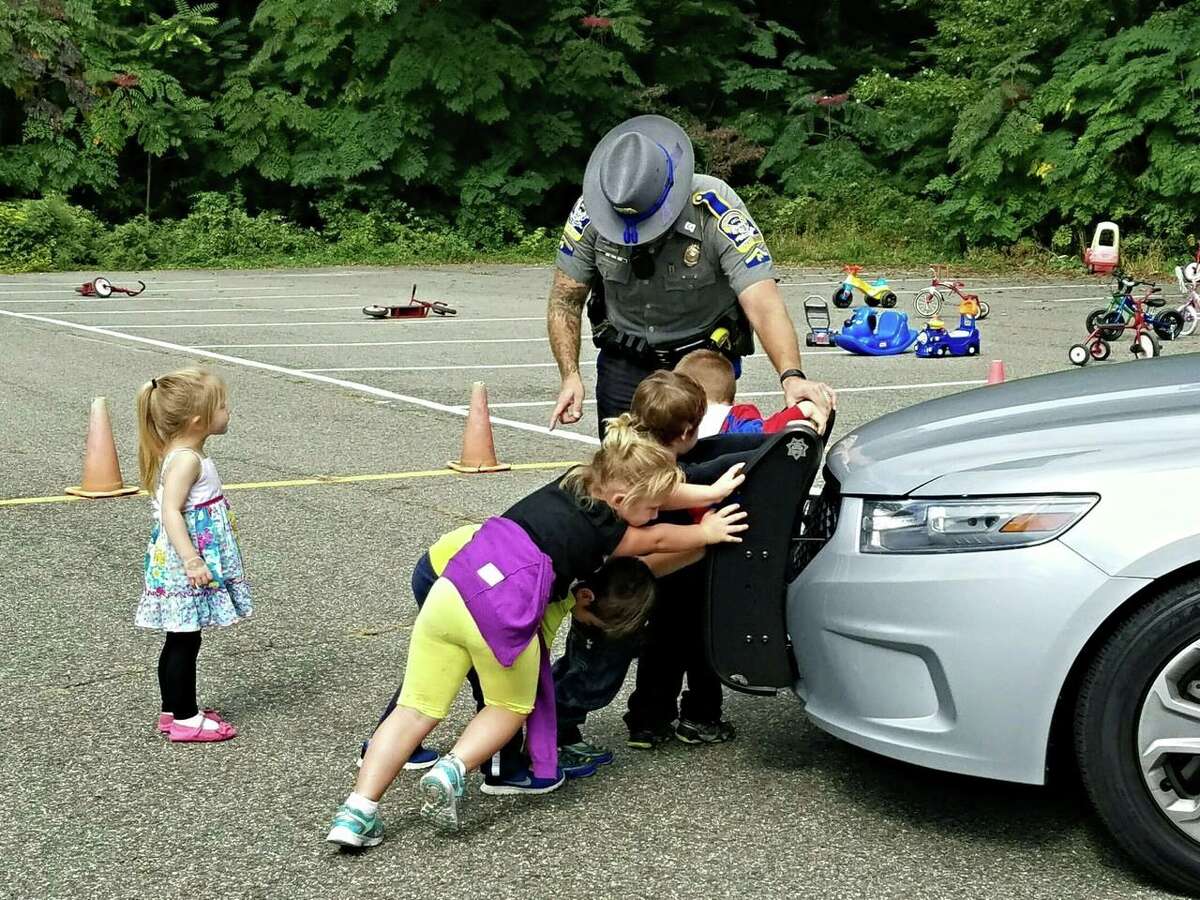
left=158, top=631, right=202, bottom=718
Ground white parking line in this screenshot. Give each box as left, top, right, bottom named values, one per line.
left=310, top=361, right=597, bottom=373
left=191, top=336, right=586, bottom=349
left=85, top=316, right=552, bottom=330
left=0, top=293, right=358, bottom=305
left=0, top=308, right=601, bottom=446
left=0, top=280, right=219, bottom=292
left=50, top=307, right=306, bottom=316
left=1022, top=295, right=1108, bottom=304
left=304, top=349, right=855, bottom=374
left=464, top=379, right=988, bottom=409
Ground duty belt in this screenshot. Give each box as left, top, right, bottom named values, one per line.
left=592, top=320, right=738, bottom=369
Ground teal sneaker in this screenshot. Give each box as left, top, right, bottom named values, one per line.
left=418, top=755, right=467, bottom=830
left=325, top=802, right=384, bottom=849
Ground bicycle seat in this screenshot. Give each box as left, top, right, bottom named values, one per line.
left=1147, top=296, right=1166, bottom=308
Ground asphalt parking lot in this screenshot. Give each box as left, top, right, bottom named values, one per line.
left=1, top=264, right=1194, bottom=900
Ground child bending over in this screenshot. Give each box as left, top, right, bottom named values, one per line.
left=326, top=416, right=746, bottom=844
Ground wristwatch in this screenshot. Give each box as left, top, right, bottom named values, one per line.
left=779, top=368, right=807, bottom=384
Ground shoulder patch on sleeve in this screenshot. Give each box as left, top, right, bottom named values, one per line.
left=695, top=190, right=770, bottom=265
left=559, top=197, right=591, bottom=255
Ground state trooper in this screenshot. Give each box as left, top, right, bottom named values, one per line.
left=548, top=113, right=836, bottom=436
left=542, top=114, right=837, bottom=773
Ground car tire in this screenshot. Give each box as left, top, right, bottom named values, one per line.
left=1075, top=578, right=1200, bottom=895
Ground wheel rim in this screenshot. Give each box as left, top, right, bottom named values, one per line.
left=1136, top=333, right=1157, bottom=357
left=915, top=290, right=941, bottom=318
left=1137, top=640, right=1200, bottom=843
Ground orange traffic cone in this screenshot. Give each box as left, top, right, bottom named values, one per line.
left=987, top=360, right=1006, bottom=384
left=65, top=398, right=141, bottom=498
left=448, top=382, right=511, bottom=474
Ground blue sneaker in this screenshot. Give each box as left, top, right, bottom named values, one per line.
left=559, top=740, right=614, bottom=775
left=358, top=739, right=440, bottom=771
left=479, top=767, right=566, bottom=796
left=418, top=755, right=467, bottom=830
left=326, top=802, right=384, bottom=848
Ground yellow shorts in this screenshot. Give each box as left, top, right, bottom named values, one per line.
left=397, top=577, right=541, bottom=719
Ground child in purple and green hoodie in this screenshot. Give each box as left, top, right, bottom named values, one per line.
left=326, top=415, right=748, bottom=843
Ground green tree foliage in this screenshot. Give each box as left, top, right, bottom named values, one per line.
left=1, top=0, right=1198, bottom=256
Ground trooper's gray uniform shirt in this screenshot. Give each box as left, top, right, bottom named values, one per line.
left=555, top=174, right=778, bottom=348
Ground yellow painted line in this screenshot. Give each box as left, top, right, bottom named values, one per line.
left=0, top=461, right=581, bottom=508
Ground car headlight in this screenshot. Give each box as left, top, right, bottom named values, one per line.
left=860, top=495, right=1098, bottom=553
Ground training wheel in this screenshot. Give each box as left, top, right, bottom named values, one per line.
left=362, top=305, right=388, bottom=318
left=1068, top=344, right=1090, bottom=366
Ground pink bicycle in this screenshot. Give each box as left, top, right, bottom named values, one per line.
left=1174, top=247, right=1200, bottom=337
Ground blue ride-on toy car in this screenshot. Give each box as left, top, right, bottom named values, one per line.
left=916, top=297, right=982, bottom=358
left=832, top=307, right=919, bottom=356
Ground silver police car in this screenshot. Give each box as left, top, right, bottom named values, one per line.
left=707, top=353, right=1200, bottom=892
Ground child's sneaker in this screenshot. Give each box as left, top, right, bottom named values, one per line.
left=326, top=803, right=384, bottom=848
left=418, top=755, right=466, bottom=830
left=626, top=722, right=675, bottom=750
left=357, top=739, right=440, bottom=771
left=675, top=718, right=736, bottom=745
left=559, top=740, right=614, bottom=776
left=479, top=767, right=566, bottom=796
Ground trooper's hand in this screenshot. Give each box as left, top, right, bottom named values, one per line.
left=783, top=377, right=836, bottom=434
left=549, top=372, right=586, bottom=431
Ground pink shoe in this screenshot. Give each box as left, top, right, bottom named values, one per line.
left=157, top=709, right=228, bottom=733
left=168, top=713, right=237, bottom=743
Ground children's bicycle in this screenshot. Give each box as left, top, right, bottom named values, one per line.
left=832, top=265, right=897, bottom=309
left=1085, top=272, right=1183, bottom=342
left=1174, top=248, right=1200, bottom=337
left=1069, top=280, right=1164, bottom=365
left=911, top=266, right=991, bottom=320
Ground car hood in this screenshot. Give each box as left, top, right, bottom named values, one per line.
left=827, top=354, right=1200, bottom=497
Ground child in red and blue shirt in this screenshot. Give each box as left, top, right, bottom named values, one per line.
left=675, top=349, right=817, bottom=438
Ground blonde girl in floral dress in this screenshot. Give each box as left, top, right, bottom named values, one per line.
left=135, top=368, right=251, bottom=743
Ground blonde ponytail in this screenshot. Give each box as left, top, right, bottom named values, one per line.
left=135, top=368, right=228, bottom=490
left=562, top=413, right=683, bottom=508
left=136, top=380, right=166, bottom=490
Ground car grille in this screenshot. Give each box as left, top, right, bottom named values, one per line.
left=787, top=468, right=842, bottom=582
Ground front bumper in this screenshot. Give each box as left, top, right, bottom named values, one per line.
left=788, top=496, right=1150, bottom=784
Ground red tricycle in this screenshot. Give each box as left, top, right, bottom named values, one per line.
left=912, top=266, right=990, bottom=320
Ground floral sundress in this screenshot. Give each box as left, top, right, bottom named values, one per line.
left=135, top=449, right=252, bottom=632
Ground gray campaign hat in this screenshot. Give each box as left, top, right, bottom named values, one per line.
left=582, top=114, right=694, bottom=247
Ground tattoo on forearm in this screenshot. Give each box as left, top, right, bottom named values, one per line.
left=546, top=273, right=589, bottom=378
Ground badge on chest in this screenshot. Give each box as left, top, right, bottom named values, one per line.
left=683, top=243, right=701, bottom=267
